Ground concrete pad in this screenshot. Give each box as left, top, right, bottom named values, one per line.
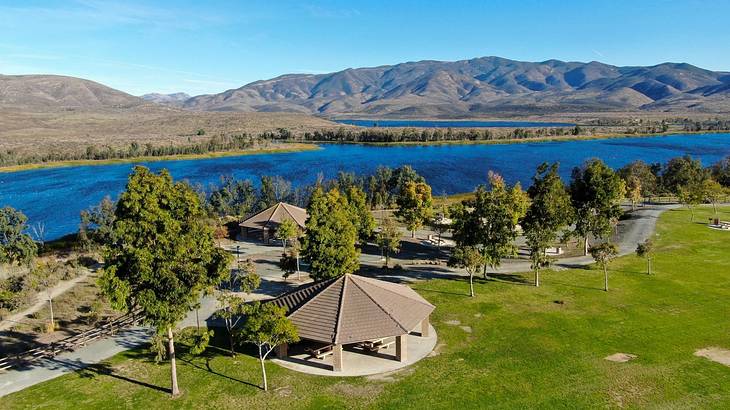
left=695, top=347, right=730, bottom=367
left=271, top=326, right=437, bottom=377
left=605, top=353, right=637, bottom=363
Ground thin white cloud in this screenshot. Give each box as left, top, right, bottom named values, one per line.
left=592, top=49, right=606, bottom=58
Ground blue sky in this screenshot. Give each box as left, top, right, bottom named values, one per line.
left=1, top=0, right=728, bottom=96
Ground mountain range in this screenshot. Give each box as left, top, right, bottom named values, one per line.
left=178, top=57, right=730, bottom=116
left=2, top=57, right=730, bottom=116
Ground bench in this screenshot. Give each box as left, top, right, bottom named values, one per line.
left=357, top=338, right=395, bottom=352
left=307, top=344, right=334, bottom=360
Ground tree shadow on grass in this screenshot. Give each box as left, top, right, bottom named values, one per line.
left=178, top=355, right=260, bottom=390
left=51, top=357, right=171, bottom=394
left=485, top=272, right=531, bottom=286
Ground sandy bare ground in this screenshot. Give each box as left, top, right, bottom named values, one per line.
left=0, top=107, right=343, bottom=158
left=605, top=353, right=637, bottom=363
left=694, top=347, right=730, bottom=367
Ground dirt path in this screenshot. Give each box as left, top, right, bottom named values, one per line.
left=0, top=270, right=91, bottom=332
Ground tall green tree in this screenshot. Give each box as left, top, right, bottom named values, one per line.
left=711, top=156, right=730, bottom=187
left=569, top=159, right=625, bottom=255
left=345, top=186, right=376, bottom=242
left=301, top=188, right=360, bottom=281
left=239, top=302, right=299, bottom=392
left=661, top=155, right=709, bottom=195
left=0, top=207, right=37, bottom=267
left=589, top=242, right=618, bottom=292
left=376, top=215, right=401, bottom=269
left=99, top=166, right=231, bottom=397
left=451, top=172, right=528, bottom=278
left=522, top=163, right=574, bottom=287
left=395, top=181, right=433, bottom=238
left=618, top=160, right=658, bottom=197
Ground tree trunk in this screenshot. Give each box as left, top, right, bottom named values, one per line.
left=296, top=256, right=301, bottom=282
left=259, top=345, right=268, bottom=391
left=648, top=258, right=652, bottom=275
left=584, top=237, right=589, bottom=256
left=482, top=262, right=488, bottom=280
left=167, top=327, right=180, bottom=397
left=535, top=268, right=540, bottom=287
left=48, top=295, right=55, bottom=331
left=469, top=272, right=474, bottom=297
left=411, top=230, right=415, bottom=239
left=603, top=266, right=608, bottom=292
left=385, top=252, right=390, bottom=269
left=226, top=319, right=235, bottom=356
left=195, top=308, right=200, bottom=330
left=690, top=206, right=695, bottom=222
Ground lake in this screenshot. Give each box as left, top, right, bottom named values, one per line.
left=2, top=133, right=730, bottom=240
left=334, top=119, right=575, bottom=128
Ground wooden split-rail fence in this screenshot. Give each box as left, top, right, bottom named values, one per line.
left=0, top=310, right=143, bottom=372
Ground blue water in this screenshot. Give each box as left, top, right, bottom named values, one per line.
left=2, top=133, right=730, bottom=240
left=334, top=119, right=575, bottom=128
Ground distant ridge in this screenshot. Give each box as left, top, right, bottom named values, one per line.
left=0, top=74, right=143, bottom=109
left=141, top=92, right=191, bottom=106
left=176, top=57, right=730, bottom=116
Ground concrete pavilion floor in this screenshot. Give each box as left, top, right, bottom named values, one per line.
left=271, top=326, right=437, bottom=377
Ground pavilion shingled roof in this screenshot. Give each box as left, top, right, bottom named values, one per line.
left=267, top=274, right=435, bottom=345
left=239, top=202, right=307, bottom=230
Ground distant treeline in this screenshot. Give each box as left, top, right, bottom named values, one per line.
left=0, top=134, right=261, bottom=167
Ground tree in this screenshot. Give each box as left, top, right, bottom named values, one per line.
left=448, top=246, right=483, bottom=297
left=27, top=263, right=62, bottom=331
left=395, top=181, right=433, bottom=238
left=661, top=155, right=708, bottom=195
left=301, top=188, right=360, bottom=281
left=618, top=160, right=658, bottom=198
left=711, top=156, right=730, bottom=187
left=625, top=176, right=642, bottom=211
left=239, top=302, right=299, bottom=391
left=702, top=179, right=726, bottom=215
left=99, top=166, right=231, bottom=397
left=677, top=183, right=703, bottom=221
left=275, top=219, right=298, bottom=253
left=570, top=159, right=625, bottom=255
left=258, top=176, right=291, bottom=210
left=79, top=196, right=116, bottom=248
left=217, top=259, right=260, bottom=356
left=636, top=238, right=654, bottom=275
left=0, top=207, right=37, bottom=267
left=451, top=172, right=528, bottom=278
left=589, top=242, right=618, bottom=292
left=522, top=163, right=574, bottom=287
left=206, top=177, right=256, bottom=218
left=376, top=215, right=401, bottom=269
left=345, top=186, right=376, bottom=242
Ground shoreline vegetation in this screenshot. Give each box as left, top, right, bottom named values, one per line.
left=0, top=143, right=320, bottom=173
left=2, top=117, right=730, bottom=173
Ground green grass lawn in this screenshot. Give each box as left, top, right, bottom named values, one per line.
left=4, top=207, right=730, bottom=409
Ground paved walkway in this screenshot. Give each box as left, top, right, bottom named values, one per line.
left=0, top=204, right=675, bottom=397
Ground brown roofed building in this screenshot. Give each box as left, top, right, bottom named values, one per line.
left=267, top=274, right=435, bottom=371
left=239, top=202, right=307, bottom=243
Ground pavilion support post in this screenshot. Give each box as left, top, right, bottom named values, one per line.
left=263, top=228, right=269, bottom=244
left=420, top=315, right=430, bottom=337
left=396, top=334, right=408, bottom=362
left=275, top=343, right=288, bottom=358
left=333, top=344, right=344, bottom=372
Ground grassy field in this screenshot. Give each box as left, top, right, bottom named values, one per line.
left=3, top=207, right=730, bottom=409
